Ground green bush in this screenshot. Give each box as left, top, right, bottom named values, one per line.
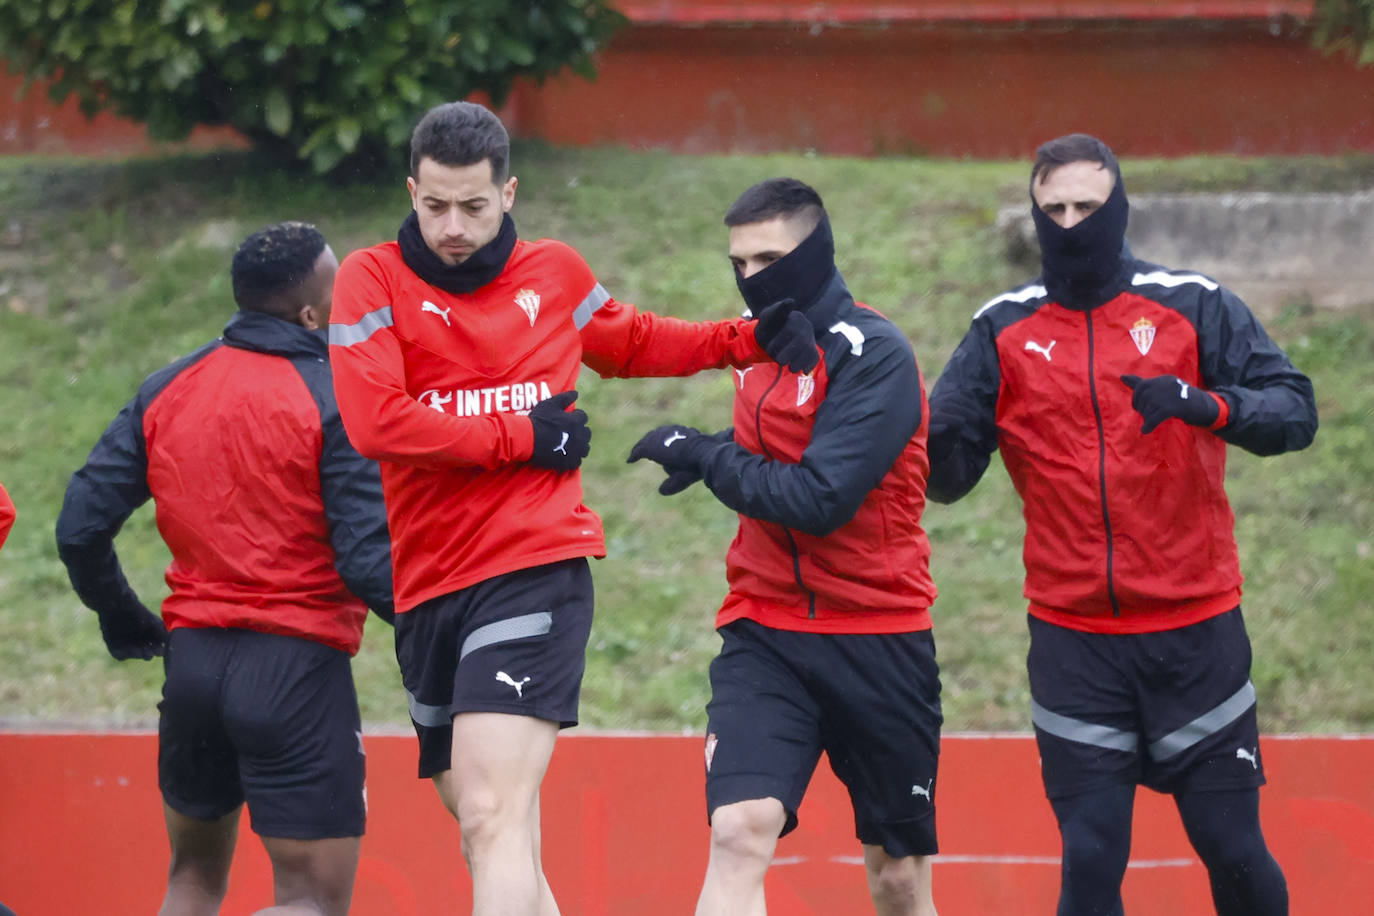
left=1313, top=0, right=1374, bottom=64
left=0, top=0, right=625, bottom=173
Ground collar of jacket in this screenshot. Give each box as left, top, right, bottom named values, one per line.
left=798, top=269, right=855, bottom=331
left=221, top=310, right=327, bottom=359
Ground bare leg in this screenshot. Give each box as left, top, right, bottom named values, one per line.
left=252, top=835, right=360, bottom=916
left=694, top=798, right=787, bottom=916
left=529, top=794, right=560, bottom=916
left=862, top=846, right=937, bottom=916
left=433, top=712, right=560, bottom=916
left=160, top=804, right=241, bottom=916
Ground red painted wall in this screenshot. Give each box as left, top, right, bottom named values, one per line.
left=4, top=2, right=1370, bottom=160
left=503, top=17, right=1373, bottom=158
left=1, top=733, right=1370, bottom=914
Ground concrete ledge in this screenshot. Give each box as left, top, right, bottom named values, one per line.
left=999, top=191, right=1374, bottom=312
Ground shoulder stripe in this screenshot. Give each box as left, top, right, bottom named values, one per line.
left=1131, top=270, right=1218, bottom=292
left=329, top=306, right=394, bottom=347
left=974, top=284, right=1047, bottom=320
left=827, top=321, right=865, bottom=356
left=572, top=283, right=612, bottom=330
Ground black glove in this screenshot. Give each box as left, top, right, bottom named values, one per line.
left=647, top=428, right=734, bottom=496
left=754, top=298, right=819, bottom=374
left=97, top=604, right=168, bottom=661
left=528, top=389, right=591, bottom=471
left=1121, top=374, right=1220, bottom=434
left=627, top=424, right=720, bottom=495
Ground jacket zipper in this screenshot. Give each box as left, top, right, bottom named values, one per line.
left=755, top=365, right=818, bottom=618
left=1084, top=310, right=1122, bottom=616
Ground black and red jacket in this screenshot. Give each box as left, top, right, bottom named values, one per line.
left=56, top=311, right=393, bottom=655
left=928, top=259, right=1317, bottom=634
left=694, top=273, right=938, bottom=634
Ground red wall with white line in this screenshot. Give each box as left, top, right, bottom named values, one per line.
left=1, top=733, right=1369, bottom=913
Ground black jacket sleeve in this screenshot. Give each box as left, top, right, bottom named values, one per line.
left=295, top=357, right=395, bottom=623
left=926, top=316, right=1001, bottom=504
left=55, top=396, right=154, bottom=621
left=695, top=327, right=922, bottom=537
left=1199, top=286, right=1318, bottom=456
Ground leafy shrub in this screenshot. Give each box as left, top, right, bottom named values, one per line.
left=0, top=0, right=625, bottom=173
left=1312, top=0, right=1374, bottom=65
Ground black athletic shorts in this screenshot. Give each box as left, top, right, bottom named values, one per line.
left=704, top=618, right=943, bottom=858
left=1028, top=607, right=1267, bottom=799
left=158, top=627, right=366, bottom=839
left=394, top=557, right=594, bottom=778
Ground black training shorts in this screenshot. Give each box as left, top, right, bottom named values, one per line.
left=1028, top=607, right=1267, bottom=799
left=704, top=617, right=943, bottom=858
left=394, top=558, right=595, bottom=778
left=158, top=627, right=366, bottom=839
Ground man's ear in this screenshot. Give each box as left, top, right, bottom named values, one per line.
left=298, top=304, right=323, bottom=330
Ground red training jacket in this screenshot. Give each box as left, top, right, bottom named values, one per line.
left=330, top=237, right=763, bottom=613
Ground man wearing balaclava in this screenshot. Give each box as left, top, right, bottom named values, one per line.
left=926, top=133, right=1316, bottom=916
left=626, top=178, right=942, bottom=916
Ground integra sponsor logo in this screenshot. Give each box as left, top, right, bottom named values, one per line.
left=418, top=381, right=555, bottom=416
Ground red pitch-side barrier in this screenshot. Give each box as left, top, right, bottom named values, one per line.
left=0, top=732, right=1370, bottom=914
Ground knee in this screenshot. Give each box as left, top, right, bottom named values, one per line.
left=167, top=852, right=232, bottom=901
left=709, top=801, right=786, bottom=866
left=1193, top=824, right=1270, bottom=875
left=1059, top=816, right=1128, bottom=873
left=453, top=784, right=525, bottom=854
left=868, top=855, right=928, bottom=906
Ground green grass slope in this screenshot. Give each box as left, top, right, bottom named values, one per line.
left=0, top=147, right=1369, bottom=733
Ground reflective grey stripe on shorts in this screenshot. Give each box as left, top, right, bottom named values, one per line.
left=405, top=611, right=554, bottom=728
left=572, top=283, right=611, bottom=330
left=1030, top=699, right=1140, bottom=753
left=407, top=692, right=452, bottom=728
left=329, top=306, right=394, bottom=347
left=458, top=611, right=553, bottom=661
left=1148, top=680, right=1256, bottom=761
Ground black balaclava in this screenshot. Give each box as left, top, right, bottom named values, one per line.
left=398, top=209, right=517, bottom=295
left=736, top=213, right=838, bottom=317
left=1032, top=164, right=1129, bottom=310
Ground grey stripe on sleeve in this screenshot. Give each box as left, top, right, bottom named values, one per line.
left=329, top=306, right=394, bottom=347
left=572, top=284, right=612, bottom=330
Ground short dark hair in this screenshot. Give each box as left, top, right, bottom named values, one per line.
left=231, top=221, right=327, bottom=318
left=410, top=101, right=510, bottom=181
left=1031, top=133, right=1121, bottom=186
left=723, top=177, right=826, bottom=236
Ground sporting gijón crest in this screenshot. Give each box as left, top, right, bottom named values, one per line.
left=1130, top=316, right=1156, bottom=356
left=514, top=288, right=541, bottom=326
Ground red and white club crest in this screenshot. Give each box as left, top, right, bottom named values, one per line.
left=514, top=288, right=541, bottom=326
left=796, top=372, right=815, bottom=407
left=704, top=733, right=718, bottom=772
left=1130, top=317, right=1156, bottom=356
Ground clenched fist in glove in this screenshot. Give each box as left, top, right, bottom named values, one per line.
left=98, top=602, right=168, bottom=661
left=636, top=428, right=734, bottom=496
left=528, top=389, right=591, bottom=471
left=1121, top=374, right=1222, bottom=434
left=754, top=298, right=819, bottom=374
left=627, top=425, right=721, bottom=495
